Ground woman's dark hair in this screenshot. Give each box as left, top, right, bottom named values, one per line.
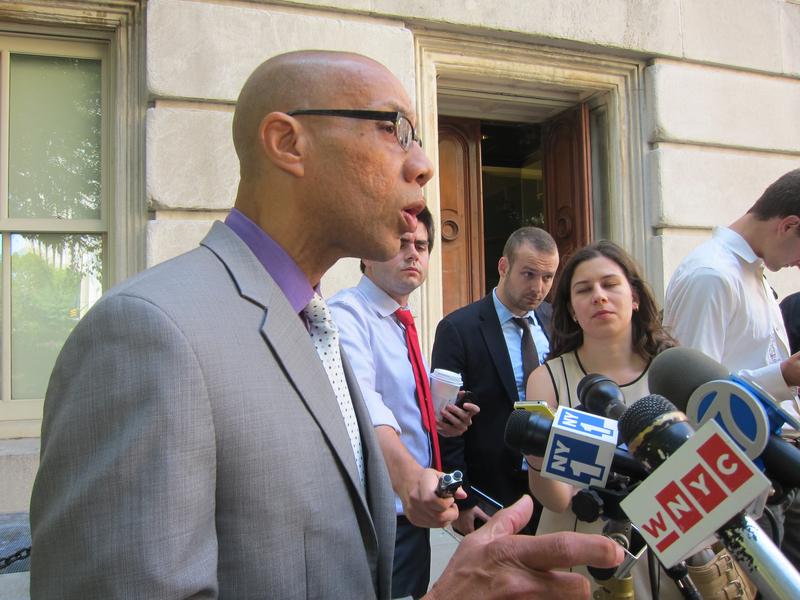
left=548, top=240, right=676, bottom=361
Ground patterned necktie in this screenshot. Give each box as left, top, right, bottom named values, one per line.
left=303, top=293, right=365, bottom=488
left=394, top=308, right=442, bottom=471
left=512, top=316, right=539, bottom=385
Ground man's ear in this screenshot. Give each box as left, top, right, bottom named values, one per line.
left=258, top=112, right=306, bottom=177
left=362, top=260, right=374, bottom=277
left=498, top=256, right=509, bottom=278
left=778, top=215, right=800, bottom=235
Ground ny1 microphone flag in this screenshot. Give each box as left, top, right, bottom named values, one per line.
left=620, top=420, right=770, bottom=568
left=542, top=405, right=618, bottom=489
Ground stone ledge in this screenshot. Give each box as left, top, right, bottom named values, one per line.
left=146, top=107, right=238, bottom=212
left=646, top=145, right=800, bottom=229
left=147, top=0, right=415, bottom=102
left=0, top=440, right=38, bottom=514
left=645, top=61, right=800, bottom=154
left=681, top=0, right=782, bottom=73
left=782, top=1, right=800, bottom=76
left=0, top=572, right=29, bottom=600
left=146, top=219, right=215, bottom=268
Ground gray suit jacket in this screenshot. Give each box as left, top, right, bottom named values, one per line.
left=30, top=222, right=395, bottom=599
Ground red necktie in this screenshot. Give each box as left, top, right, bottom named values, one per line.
left=394, top=308, right=442, bottom=471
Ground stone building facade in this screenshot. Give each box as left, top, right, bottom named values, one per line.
left=0, top=0, right=798, bottom=510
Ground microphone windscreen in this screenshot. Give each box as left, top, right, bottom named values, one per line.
left=504, top=409, right=532, bottom=450
left=648, top=347, right=729, bottom=411
left=618, top=394, right=678, bottom=445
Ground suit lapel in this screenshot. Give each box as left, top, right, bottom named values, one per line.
left=200, top=222, right=371, bottom=510
left=535, top=303, right=553, bottom=342
left=478, top=295, right=519, bottom=404
left=260, top=306, right=367, bottom=499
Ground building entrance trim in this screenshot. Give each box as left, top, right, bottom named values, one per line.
left=415, top=31, right=647, bottom=350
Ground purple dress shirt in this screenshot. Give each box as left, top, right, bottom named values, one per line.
left=224, top=208, right=314, bottom=313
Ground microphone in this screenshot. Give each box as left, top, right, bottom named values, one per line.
left=648, top=346, right=800, bottom=432
left=505, top=409, right=647, bottom=484
left=618, top=394, right=695, bottom=471
left=618, top=394, right=800, bottom=600
left=648, top=347, right=800, bottom=489
left=578, top=373, right=627, bottom=421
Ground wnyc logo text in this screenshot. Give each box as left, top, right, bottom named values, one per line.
left=621, top=420, right=770, bottom=567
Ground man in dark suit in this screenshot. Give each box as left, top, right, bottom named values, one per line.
left=432, top=227, right=559, bottom=534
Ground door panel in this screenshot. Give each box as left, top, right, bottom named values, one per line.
left=543, top=103, right=593, bottom=270
left=437, top=106, right=592, bottom=313
left=437, top=118, right=484, bottom=317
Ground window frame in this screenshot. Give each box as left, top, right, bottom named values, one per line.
left=0, top=2, right=144, bottom=438
left=0, top=34, right=109, bottom=423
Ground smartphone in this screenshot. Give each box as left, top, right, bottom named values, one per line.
left=513, top=400, right=555, bottom=419
left=469, top=485, right=503, bottom=531
left=454, top=390, right=477, bottom=409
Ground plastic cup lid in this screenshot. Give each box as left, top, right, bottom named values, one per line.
left=431, top=368, right=462, bottom=385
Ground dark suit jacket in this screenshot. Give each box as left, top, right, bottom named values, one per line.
left=31, top=222, right=395, bottom=599
left=780, top=292, right=800, bottom=355
left=431, top=294, right=552, bottom=516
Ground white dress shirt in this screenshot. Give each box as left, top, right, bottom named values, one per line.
left=329, top=276, right=432, bottom=515
left=663, top=226, right=795, bottom=403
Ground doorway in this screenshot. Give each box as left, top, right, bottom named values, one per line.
left=437, top=106, right=593, bottom=317
left=414, top=33, right=646, bottom=349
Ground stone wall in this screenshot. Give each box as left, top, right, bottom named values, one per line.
left=145, top=0, right=418, bottom=295
left=645, top=59, right=800, bottom=297
left=145, top=0, right=800, bottom=301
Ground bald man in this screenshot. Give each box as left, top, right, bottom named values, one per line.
left=30, top=51, right=621, bottom=599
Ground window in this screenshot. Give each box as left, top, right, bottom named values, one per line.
left=0, top=35, right=109, bottom=424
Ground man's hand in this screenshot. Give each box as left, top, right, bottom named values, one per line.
left=437, top=391, right=480, bottom=437
left=401, top=467, right=466, bottom=529
left=451, top=504, right=491, bottom=535
left=376, top=426, right=465, bottom=528
left=425, top=496, right=623, bottom=600
left=781, top=351, right=800, bottom=388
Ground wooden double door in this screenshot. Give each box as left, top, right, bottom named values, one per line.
left=438, top=104, right=594, bottom=317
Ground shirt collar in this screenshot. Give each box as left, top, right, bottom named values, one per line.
left=357, top=275, right=402, bottom=318
left=492, top=288, right=536, bottom=325
left=713, top=226, right=763, bottom=269
left=224, top=208, right=315, bottom=313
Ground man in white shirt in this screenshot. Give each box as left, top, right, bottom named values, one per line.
left=663, top=167, right=800, bottom=565
left=330, top=208, right=479, bottom=599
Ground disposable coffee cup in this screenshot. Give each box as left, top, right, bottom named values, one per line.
left=430, top=368, right=463, bottom=418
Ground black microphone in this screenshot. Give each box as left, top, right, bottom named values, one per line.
left=618, top=394, right=800, bottom=600
left=648, top=346, right=800, bottom=489
left=647, top=347, right=728, bottom=408
left=578, top=373, right=628, bottom=421
left=618, top=394, right=695, bottom=471
left=504, top=409, right=647, bottom=482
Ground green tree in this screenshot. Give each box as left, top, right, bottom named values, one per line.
left=11, top=250, right=84, bottom=400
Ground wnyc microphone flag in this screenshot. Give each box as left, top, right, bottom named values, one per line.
left=621, top=420, right=770, bottom=568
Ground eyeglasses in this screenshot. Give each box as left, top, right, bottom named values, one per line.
left=286, top=109, right=422, bottom=151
